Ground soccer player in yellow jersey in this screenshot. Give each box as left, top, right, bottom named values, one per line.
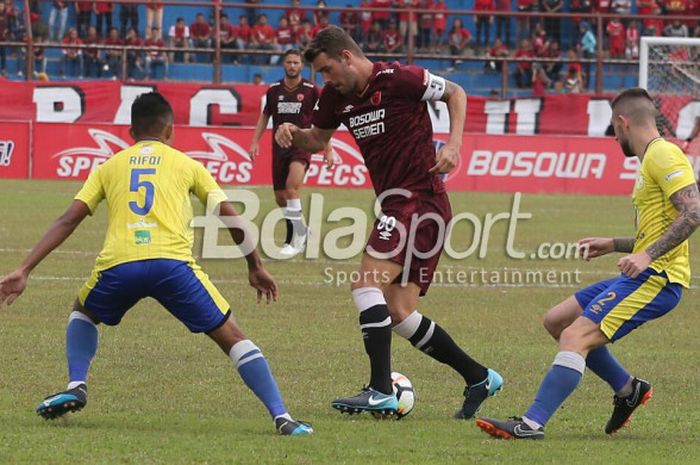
left=477, top=88, right=700, bottom=440
left=0, top=93, right=313, bottom=436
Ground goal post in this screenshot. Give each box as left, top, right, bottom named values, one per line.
left=639, top=37, right=700, bottom=152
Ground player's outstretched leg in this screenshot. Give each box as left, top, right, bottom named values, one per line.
left=37, top=309, right=97, bottom=419
left=207, top=317, right=312, bottom=435
left=229, top=338, right=313, bottom=436
left=477, top=350, right=586, bottom=440
left=392, top=310, right=503, bottom=419
left=331, top=287, right=398, bottom=416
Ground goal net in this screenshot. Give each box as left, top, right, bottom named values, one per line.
left=639, top=37, right=700, bottom=157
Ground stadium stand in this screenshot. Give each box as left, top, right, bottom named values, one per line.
left=0, top=0, right=698, bottom=95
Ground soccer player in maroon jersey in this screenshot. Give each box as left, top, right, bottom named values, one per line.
left=275, top=26, right=503, bottom=418
left=249, top=49, right=329, bottom=256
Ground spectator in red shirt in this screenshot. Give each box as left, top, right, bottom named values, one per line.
left=94, top=1, right=113, bottom=38
left=359, top=0, right=373, bottom=44
left=606, top=17, right=625, bottom=58
left=494, top=0, right=511, bottom=46
left=625, top=20, right=639, bottom=58
left=543, top=40, right=562, bottom=80
left=339, top=5, right=360, bottom=42
left=144, top=26, right=167, bottom=79
left=532, top=22, right=549, bottom=56
left=146, top=0, right=164, bottom=36
left=237, top=15, right=252, bottom=51
left=61, top=27, right=83, bottom=77
left=219, top=14, right=237, bottom=63
left=516, top=0, right=534, bottom=43
left=474, top=0, right=494, bottom=49
left=103, top=26, right=123, bottom=78
left=285, top=0, right=307, bottom=29
left=251, top=14, right=276, bottom=64
left=83, top=25, right=103, bottom=78
left=311, top=15, right=331, bottom=37
left=686, top=0, right=700, bottom=28
left=485, top=36, right=509, bottom=71
left=433, top=0, right=447, bottom=50
left=168, top=16, right=190, bottom=63
left=314, top=0, right=329, bottom=26
left=397, top=0, right=417, bottom=49
left=276, top=17, right=295, bottom=52
left=383, top=19, right=404, bottom=53
left=190, top=12, right=211, bottom=63
left=417, top=0, right=433, bottom=50
left=448, top=17, right=471, bottom=69
left=532, top=63, right=552, bottom=96
left=514, top=38, right=535, bottom=88
left=75, top=2, right=92, bottom=38
left=125, top=27, right=143, bottom=79
left=296, top=19, right=314, bottom=48
left=370, top=0, right=391, bottom=29
left=119, top=2, right=138, bottom=38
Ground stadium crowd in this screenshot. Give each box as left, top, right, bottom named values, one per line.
left=1, top=0, right=699, bottom=88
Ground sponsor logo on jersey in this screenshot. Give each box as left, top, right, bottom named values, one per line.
left=277, top=101, right=303, bottom=114
left=342, top=104, right=355, bottom=113
left=348, top=109, right=386, bottom=140
left=0, top=140, right=15, bottom=167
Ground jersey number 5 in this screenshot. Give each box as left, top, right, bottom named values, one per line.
left=129, top=168, right=156, bottom=215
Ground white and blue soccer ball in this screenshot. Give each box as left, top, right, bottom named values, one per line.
left=392, top=371, right=416, bottom=419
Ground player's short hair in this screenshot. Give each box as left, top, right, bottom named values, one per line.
left=131, top=92, right=174, bottom=136
left=283, top=48, right=303, bottom=61
left=304, top=25, right=363, bottom=63
left=610, top=87, right=657, bottom=125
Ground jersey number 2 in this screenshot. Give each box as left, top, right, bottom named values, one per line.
left=129, top=168, right=156, bottom=215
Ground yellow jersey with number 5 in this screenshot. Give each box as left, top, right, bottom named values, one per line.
left=632, top=138, right=696, bottom=288
left=74, top=140, right=228, bottom=272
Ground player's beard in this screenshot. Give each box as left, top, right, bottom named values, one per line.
left=619, top=137, right=636, bottom=158
left=285, top=69, right=300, bottom=79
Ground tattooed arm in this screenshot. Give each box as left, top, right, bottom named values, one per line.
left=646, top=183, right=700, bottom=259
left=618, top=183, right=700, bottom=278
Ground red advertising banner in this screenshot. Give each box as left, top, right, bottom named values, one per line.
left=29, top=121, right=684, bottom=196
left=0, top=122, right=31, bottom=179
left=2, top=81, right=698, bottom=139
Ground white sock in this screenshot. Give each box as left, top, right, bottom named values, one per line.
left=67, top=381, right=85, bottom=390
left=522, top=416, right=543, bottom=430
left=274, top=412, right=292, bottom=422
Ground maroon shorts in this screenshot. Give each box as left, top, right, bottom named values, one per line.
left=365, top=191, right=452, bottom=296
left=272, top=151, right=311, bottom=191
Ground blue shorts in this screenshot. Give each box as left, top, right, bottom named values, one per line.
left=78, top=259, right=231, bottom=333
left=575, top=268, right=682, bottom=342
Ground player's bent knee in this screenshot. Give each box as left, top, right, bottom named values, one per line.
left=543, top=310, right=565, bottom=339
left=207, top=317, right=247, bottom=353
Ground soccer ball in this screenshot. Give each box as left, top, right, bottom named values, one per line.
left=392, top=371, right=416, bottom=419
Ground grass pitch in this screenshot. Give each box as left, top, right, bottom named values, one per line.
left=1, top=179, right=699, bottom=465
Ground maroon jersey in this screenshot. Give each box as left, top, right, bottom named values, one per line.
left=312, top=62, right=447, bottom=196
left=264, top=78, right=320, bottom=157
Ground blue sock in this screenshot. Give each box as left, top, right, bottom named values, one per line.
left=66, top=311, right=98, bottom=384
left=586, top=346, right=630, bottom=392
left=230, top=340, right=287, bottom=419
left=524, top=351, right=585, bottom=427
